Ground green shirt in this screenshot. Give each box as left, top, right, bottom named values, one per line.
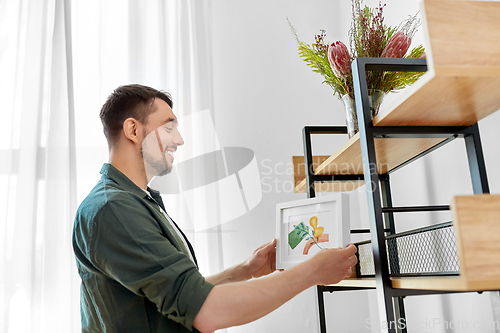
left=73, top=164, right=214, bottom=332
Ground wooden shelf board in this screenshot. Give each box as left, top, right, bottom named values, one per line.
left=374, top=69, right=500, bottom=127
left=326, top=276, right=500, bottom=292
left=293, top=134, right=445, bottom=193
left=392, top=276, right=500, bottom=292
left=327, top=278, right=376, bottom=289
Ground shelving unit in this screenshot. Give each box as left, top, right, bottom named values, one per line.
left=292, top=1, right=500, bottom=332
left=302, top=59, right=499, bottom=332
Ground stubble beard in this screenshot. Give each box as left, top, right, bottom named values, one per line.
left=142, top=148, right=172, bottom=178
left=142, top=128, right=172, bottom=178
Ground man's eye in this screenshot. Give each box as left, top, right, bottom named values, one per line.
left=164, top=127, right=173, bottom=132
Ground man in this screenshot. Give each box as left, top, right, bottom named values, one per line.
left=73, top=84, right=357, bottom=333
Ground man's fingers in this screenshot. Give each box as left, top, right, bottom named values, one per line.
left=347, top=254, right=358, bottom=267
left=270, top=244, right=277, bottom=271
left=343, top=255, right=358, bottom=279
left=261, top=239, right=277, bottom=253
left=345, top=268, right=355, bottom=278
left=345, top=244, right=357, bottom=253
left=254, top=243, right=268, bottom=252
left=254, top=239, right=276, bottom=254
left=341, top=244, right=357, bottom=257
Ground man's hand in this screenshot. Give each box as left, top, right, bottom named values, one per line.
left=205, top=239, right=277, bottom=285
left=307, top=244, right=358, bottom=286
left=243, top=239, right=277, bottom=279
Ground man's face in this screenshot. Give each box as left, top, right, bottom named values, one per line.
left=141, top=98, right=184, bottom=180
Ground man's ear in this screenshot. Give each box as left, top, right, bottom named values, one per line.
left=122, top=118, right=141, bottom=144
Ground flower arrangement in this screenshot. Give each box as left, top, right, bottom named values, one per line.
left=289, top=0, right=425, bottom=101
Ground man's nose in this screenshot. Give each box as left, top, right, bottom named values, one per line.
left=174, top=128, right=184, bottom=146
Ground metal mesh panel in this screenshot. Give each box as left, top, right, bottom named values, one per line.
left=356, top=222, right=460, bottom=277
left=357, top=242, right=376, bottom=276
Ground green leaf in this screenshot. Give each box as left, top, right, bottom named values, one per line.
left=288, top=222, right=309, bottom=250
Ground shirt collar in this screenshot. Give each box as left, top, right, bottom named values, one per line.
left=100, top=163, right=149, bottom=199
left=147, top=187, right=166, bottom=210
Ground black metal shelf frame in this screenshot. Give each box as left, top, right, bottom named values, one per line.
left=302, top=57, right=491, bottom=333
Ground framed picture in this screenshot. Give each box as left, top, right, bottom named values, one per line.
left=276, top=193, right=350, bottom=269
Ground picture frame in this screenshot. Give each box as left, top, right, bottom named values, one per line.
left=276, top=193, right=350, bottom=269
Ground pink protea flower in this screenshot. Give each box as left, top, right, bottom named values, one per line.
left=328, top=41, right=351, bottom=78
left=381, top=31, right=412, bottom=58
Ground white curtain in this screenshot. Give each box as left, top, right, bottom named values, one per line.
left=1, top=0, right=223, bottom=332
left=0, top=0, right=79, bottom=332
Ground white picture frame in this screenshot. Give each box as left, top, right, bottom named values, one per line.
left=276, top=193, right=350, bottom=269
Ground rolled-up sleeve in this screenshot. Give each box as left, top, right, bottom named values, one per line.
left=88, top=198, right=213, bottom=330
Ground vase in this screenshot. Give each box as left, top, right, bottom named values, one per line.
left=341, top=90, right=385, bottom=138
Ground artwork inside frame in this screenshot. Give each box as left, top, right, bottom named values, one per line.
left=276, top=193, right=350, bottom=270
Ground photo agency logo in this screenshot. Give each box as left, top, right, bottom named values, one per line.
left=145, top=110, right=262, bottom=231
left=260, top=159, right=297, bottom=194
left=366, top=317, right=500, bottom=331
left=259, top=157, right=388, bottom=194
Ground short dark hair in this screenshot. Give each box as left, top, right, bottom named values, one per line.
left=99, top=84, right=173, bottom=148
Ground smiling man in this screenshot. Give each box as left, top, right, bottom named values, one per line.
left=72, top=84, right=357, bottom=333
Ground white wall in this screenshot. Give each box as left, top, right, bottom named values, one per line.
left=210, top=0, right=500, bottom=332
